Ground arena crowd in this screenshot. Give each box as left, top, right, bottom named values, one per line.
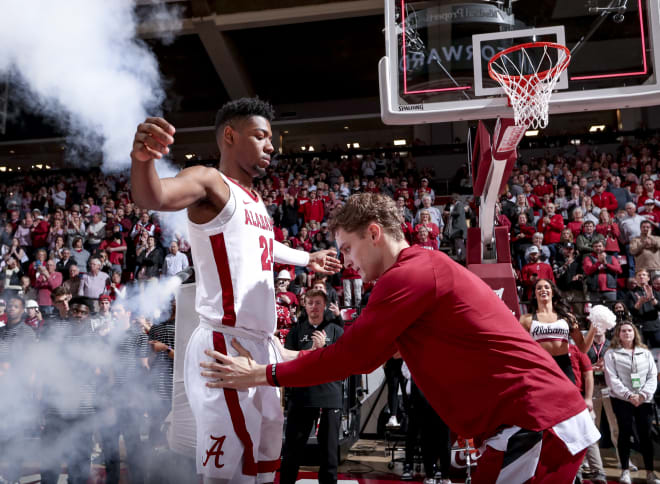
left=0, top=133, right=659, bottom=483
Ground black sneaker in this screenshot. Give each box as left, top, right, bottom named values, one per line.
left=401, top=464, right=414, bottom=481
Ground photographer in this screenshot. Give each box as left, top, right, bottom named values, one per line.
left=280, top=289, right=343, bottom=484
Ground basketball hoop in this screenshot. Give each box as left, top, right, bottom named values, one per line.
left=488, top=42, right=570, bottom=130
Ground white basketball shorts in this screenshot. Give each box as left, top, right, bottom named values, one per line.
left=184, top=325, right=284, bottom=482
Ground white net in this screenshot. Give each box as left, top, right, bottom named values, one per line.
left=488, top=42, right=570, bottom=130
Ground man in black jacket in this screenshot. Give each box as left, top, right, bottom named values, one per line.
left=280, top=289, right=344, bottom=484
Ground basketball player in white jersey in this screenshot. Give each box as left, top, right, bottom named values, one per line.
left=130, top=98, right=341, bottom=484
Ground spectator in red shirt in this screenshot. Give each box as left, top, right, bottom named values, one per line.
left=637, top=178, right=660, bottom=210
left=303, top=190, right=324, bottom=224
left=0, top=298, right=7, bottom=327
left=395, top=180, right=414, bottom=200
left=537, top=202, right=564, bottom=253
left=533, top=175, right=554, bottom=198
left=568, top=207, right=585, bottom=240
left=591, top=181, right=618, bottom=214
left=595, top=210, right=621, bottom=254
left=582, top=240, right=622, bottom=303
left=99, top=226, right=127, bottom=273
left=414, top=211, right=441, bottom=249
left=521, top=246, right=555, bottom=299
left=30, top=209, right=50, bottom=249
left=33, top=259, right=63, bottom=318
left=414, top=226, right=436, bottom=251
left=291, top=227, right=312, bottom=252
left=639, top=198, right=660, bottom=227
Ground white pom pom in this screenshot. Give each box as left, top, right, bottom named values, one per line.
left=587, top=305, right=617, bottom=331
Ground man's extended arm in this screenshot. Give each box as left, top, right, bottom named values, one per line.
left=130, top=117, right=226, bottom=211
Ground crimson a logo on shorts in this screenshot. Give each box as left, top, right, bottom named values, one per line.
left=202, top=435, right=227, bottom=468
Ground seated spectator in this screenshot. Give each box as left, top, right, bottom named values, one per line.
left=78, top=258, right=109, bottom=299
left=576, top=220, right=606, bottom=257
left=629, top=220, right=660, bottom=276
left=524, top=232, right=551, bottom=264
left=521, top=245, right=555, bottom=299
left=596, top=209, right=621, bottom=255
left=583, top=240, right=621, bottom=303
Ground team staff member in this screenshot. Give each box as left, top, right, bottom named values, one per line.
left=604, top=322, right=659, bottom=484
left=201, top=193, right=600, bottom=484
left=280, top=289, right=344, bottom=484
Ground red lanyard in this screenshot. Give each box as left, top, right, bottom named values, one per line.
left=593, top=341, right=606, bottom=360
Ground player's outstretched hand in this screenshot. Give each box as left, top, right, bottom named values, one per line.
left=131, top=117, right=176, bottom=162
left=201, top=339, right=265, bottom=390
left=308, top=249, right=342, bottom=274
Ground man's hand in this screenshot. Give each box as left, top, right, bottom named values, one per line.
left=131, top=117, right=176, bottom=162
left=307, top=249, right=342, bottom=274
left=150, top=341, right=169, bottom=353
left=329, top=302, right=340, bottom=316
left=201, top=339, right=265, bottom=390
left=584, top=397, right=594, bottom=412
left=311, top=330, right=327, bottom=350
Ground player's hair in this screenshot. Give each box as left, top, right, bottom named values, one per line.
left=52, top=285, right=71, bottom=298
left=305, top=288, right=327, bottom=303
left=214, top=97, right=275, bottom=135
left=328, top=193, right=404, bottom=241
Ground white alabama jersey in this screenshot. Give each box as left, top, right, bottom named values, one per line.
left=187, top=173, right=276, bottom=337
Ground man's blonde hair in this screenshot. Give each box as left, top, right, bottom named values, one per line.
left=328, top=193, right=404, bottom=241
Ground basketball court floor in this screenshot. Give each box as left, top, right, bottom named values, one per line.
left=10, top=437, right=660, bottom=483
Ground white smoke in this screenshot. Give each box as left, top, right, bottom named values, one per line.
left=0, top=0, right=189, bottom=236
left=0, top=3, right=199, bottom=478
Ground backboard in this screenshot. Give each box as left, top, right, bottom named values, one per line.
left=379, top=0, right=660, bottom=124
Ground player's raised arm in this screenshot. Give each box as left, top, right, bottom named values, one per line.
left=130, top=117, right=227, bottom=211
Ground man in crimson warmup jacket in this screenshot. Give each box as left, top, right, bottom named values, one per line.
left=201, top=193, right=600, bottom=484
